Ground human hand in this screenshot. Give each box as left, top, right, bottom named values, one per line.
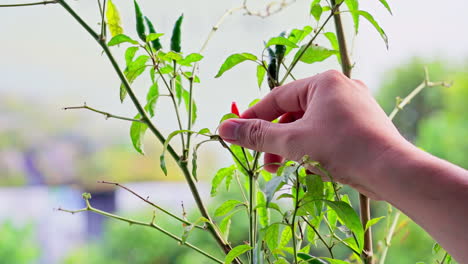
left=219, top=70, right=409, bottom=199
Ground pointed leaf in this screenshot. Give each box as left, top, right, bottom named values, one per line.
left=215, top=53, right=258, bottom=78
left=224, top=245, right=252, bottom=264
left=125, top=46, right=139, bottom=66
left=146, top=33, right=164, bottom=43
left=265, top=224, right=280, bottom=251
left=215, top=200, right=244, bottom=217
left=264, top=176, right=285, bottom=205
left=129, top=114, right=147, bottom=154
left=265, top=36, right=298, bottom=48
left=310, top=4, right=323, bottom=22
left=257, top=190, right=269, bottom=227
left=108, top=34, right=138, bottom=46
left=145, top=82, right=159, bottom=117
left=356, top=10, right=389, bottom=48
left=257, top=64, right=266, bottom=89
left=211, top=166, right=236, bottom=197
left=365, top=216, right=385, bottom=231
left=279, top=225, right=292, bottom=247
left=294, top=45, right=338, bottom=64
left=144, top=16, right=162, bottom=50
left=378, top=0, right=393, bottom=15
left=324, top=32, right=341, bottom=64
left=345, top=0, right=359, bottom=34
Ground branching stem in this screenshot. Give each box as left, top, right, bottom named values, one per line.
left=63, top=104, right=143, bottom=123
left=0, top=1, right=57, bottom=7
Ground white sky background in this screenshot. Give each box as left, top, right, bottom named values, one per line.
left=0, top=0, right=467, bottom=156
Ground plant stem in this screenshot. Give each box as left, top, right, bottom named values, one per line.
left=248, top=172, right=256, bottom=264
left=63, top=104, right=143, bottom=123
left=98, top=181, right=204, bottom=229
left=57, top=1, right=236, bottom=260
left=0, top=1, right=57, bottom=7
left=378, top=211, right=399, bottom=264
left=291, top=171, right=301, bottom=264
left=301, top=216, right=334, bottom=258
left=58, top=203, right=223, bottom=264
left=329, top=0, right=372, bottom=262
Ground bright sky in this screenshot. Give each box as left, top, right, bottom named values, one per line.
left=0, top=0, right=466, bottom=143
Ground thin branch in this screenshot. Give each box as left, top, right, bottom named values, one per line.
left=0, top=0, right=57, bottom=7
left=57, top=202, right=223, bottom=264
left=378, top=211, right=399, bottom=264
left=98, top=181, right=204, bottom=229
left=301, top=216, right=334, bottom=258
left=63, top=104, right=144, bottom=123
left=242, top=0, right=296, bottom=18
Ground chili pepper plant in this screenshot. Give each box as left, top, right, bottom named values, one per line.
left=0, top=0, right=454, bottom=264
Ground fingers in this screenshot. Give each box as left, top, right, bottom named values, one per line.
left=219, top=118, right=290, bottom=154
left=241, top=76, right=317, bottom=121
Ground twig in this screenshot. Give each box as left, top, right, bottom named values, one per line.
left=301, top=216, right=334, bottom=258
left=242, top=0, right=296, bottom=18
left=57, top=199, right=223, bottom=264
left=63, top=104, right=144, bottom=123
left=378, top=68, right=450, bottom=264
left=0, top=0, right=57, bottom=7
left=98, top=181, right=204, bottom=229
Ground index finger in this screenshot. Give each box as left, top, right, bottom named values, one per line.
left=241, top=75, right=318, bottom=121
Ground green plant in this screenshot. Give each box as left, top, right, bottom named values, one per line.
left=0, top=221, right=40, bottom=263
left=0, top=1, right=456, bottom=264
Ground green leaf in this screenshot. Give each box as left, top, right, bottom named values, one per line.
left=297, top=253, right=327, bottom=263
left=144, top=16, right=162, bottom=50
left=219, top=113, right=239, bottom=123
left=224, top=245, right=252, bottom=264
left=171, top=14, right=184, bottom=52
left=129, top=114, right=147, bottom=154
left=215, top=200, right=244, bottom=217
left=125, top=46, right=139, bottom=66
left=294, top=45, right=338, bottom=64
left=219, top=214, right=233, bottom=241
left=120, top=55, right=150, bottom=102
left=106, top=0, right=123, bottom=37
left=191, top=139, right=213, bottom=182
left=198, top=128, right=210, bottom=134
left=181, top=217, right=209, bottom=244
left=378, top=0, right=393, bottom=15
left=324, top=32, right=341, bottom=64
left=432, top=243, right=441, bottom=255
left=257, top=190, right=269, bottom=227
left=256, top=64, right=266, bottom=89
left=265, top=224, right=280, bottom=251
left=264, top=176, right=284, bottom=205
left=133, top=0, right=146, bottom=42
left=265, top=36, right=298, bottom=48
left=279, top=225, right=292, bottom=247
left=365, top=216, right=385, bottom=231
left=323, top=200, right=364, bottom=251
left=108, top=34, right=138, bottom=46
left=161, top=51, right=183, bottom=62
left=182, top=89, right=197, bottom=125
left=146, top=33, right=164, bottom=43
left=344, top=0, right=359, bottom=34
left=215, top=53, right=258, bottom=78
left=356, top=10, right=389, bottom=48
left=145, top=81, right=159, bottom=117
left=211, top=166, right=236, bottom=197
left=180, top=53, right=204, bottom=66
left=310, top=4, right=323, bottom=22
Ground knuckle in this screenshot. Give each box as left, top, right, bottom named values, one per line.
left=245, top=120, right=268, bottom=150
left=321, top=69, right=345, bottom=86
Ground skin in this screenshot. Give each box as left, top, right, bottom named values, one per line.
left=219, top=70, right=468, bottom=262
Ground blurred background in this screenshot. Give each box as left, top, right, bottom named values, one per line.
left=0, top=0, right=467, bottom=263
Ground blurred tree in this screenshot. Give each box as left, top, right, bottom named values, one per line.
left=417, top=69, right=468, bottom=169
left=376, top=58, right=450, bottom=141
left=0, top=221, right=39, bottom=264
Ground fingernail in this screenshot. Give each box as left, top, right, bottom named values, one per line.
left=219, top=120, right=241, bottom=141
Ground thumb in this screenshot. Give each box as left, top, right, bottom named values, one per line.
left=219, top=118, right=288, bottom=155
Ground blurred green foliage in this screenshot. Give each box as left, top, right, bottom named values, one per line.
left=417, top=69, right=468, bottom=169
left=376, top=58, right=450, bottom=141
left=0, top=221, right=40, bottom=263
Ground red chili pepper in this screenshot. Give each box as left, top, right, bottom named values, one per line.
left=231, top=101, right=240, bottom=116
